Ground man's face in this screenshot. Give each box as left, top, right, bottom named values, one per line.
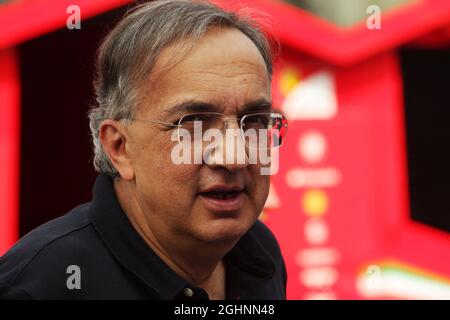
left=125, top=28, right=271, bottom=244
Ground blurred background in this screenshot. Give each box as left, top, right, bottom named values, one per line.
left=0, top=0, right=449, bottom=299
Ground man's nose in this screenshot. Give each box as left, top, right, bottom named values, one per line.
left=223, top=118, right=239, bottom=130
left=204, top=120, right=249, bottom=172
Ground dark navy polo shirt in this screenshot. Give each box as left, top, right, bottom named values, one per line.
left=0, top=174, right=287, bottom=300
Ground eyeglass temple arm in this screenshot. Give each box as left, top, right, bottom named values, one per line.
left=118, top=117, right=180, bottom=129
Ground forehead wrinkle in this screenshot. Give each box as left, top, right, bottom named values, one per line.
left=141, top=29, right=271, bottom=119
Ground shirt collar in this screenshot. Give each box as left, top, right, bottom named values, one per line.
left=89, top=173, right=275, bottom=299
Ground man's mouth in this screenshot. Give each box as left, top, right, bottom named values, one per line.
left=200, top=190, right=242, bottom=200
left=198, top=186, right=246, bottom=212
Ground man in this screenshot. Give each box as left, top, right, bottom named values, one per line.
left=0, top=0, right=287, bottom=300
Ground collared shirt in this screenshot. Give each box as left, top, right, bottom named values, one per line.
left=0, top=174, right=287, bottom=300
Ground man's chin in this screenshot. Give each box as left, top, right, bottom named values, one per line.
left=194, top=218, right=253, bottom=244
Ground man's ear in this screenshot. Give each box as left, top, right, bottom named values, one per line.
left=99, top=120, right=134, bottom=181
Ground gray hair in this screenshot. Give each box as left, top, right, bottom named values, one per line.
left=89, top=0, right=276, bottom=177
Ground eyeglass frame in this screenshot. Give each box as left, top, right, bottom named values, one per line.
left=118, top=111, right=288, bottom=150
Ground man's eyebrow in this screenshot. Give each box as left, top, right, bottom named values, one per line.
left=163, top=98, right=273, bottom=116
left=163, top=101, right=219, bottom=116
left=239, top=99, right=273, bottom=114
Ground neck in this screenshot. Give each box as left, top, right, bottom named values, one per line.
left=114, top=178, right=231, bottom=297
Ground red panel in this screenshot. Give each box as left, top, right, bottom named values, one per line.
left=217, top=0, right=450, bottom=65
left=0, top=49, right=20, bottom=255
left=265, top=49, right=450, bottom=299
left=0, top=0, right=132, bottom=49
left=2, top=0, right=449, bottom=63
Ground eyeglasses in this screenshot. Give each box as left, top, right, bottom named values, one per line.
left=121, top=112, right=288, bottom=150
